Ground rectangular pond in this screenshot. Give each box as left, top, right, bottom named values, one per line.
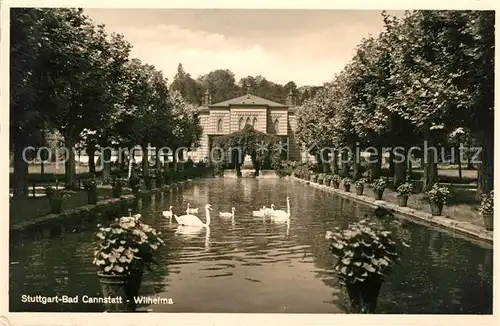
left=9, top=177, right=493, bottom=313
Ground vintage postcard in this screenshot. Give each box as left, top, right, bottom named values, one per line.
left=2, top=0, right=498, bottom=325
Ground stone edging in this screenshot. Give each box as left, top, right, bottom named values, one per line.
left=291, top=176, right=493, bottom=246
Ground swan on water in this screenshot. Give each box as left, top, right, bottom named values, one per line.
left=219, top=207, right=236, bottom=218
left=175, top=204, right=212, bottom=227
left=252, top=204, right=275, bottom=217
left=186, top=203, right=199, bottom=214
left=162, top=206, right=174, bottom=219
left=269, top=197, right=290, bottom=220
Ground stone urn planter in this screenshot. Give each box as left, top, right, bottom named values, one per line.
left=112, top=185, right=123, bottom=198
left=344, top=184, right=351, bottom=192
left=479, top=191, right=493, bottom=231
left=318, top=176, right=325, bottom=185
left=332, top=181, right=340, bottom=189
left=429, top=201, right=444, bottom=216
left=49, top=198, right=63, bottom=214
left=97, top=271, right=143, bottom=312
left=45, top=183, right=69, bottom=214
left=354, top=179, right=366, bottom=195
left=373, top=189, right=384, bottom=200
left=82, top=177, right=98, bottom=205
left=397, top=195, right=409, bottom=207
left=345, top=277, right=383, bottom=313
left=87, top=190, right=98, bottom=205
left=482, top=213, right=493, bottom=231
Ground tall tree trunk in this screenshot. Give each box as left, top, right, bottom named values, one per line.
left=340, top=148, right=350, bottom=177
left=12, top=132, right=29, bottom=199
left=142, top=143, right=149, bottom=178
left=119, top=149, right=127, bottom=172
left=393, top=146, right=406, bottom=187
left=101, top=145, right=112, bottom=181
left=64, top=133, right=76, bottom=188
left=423, top=136, right=438, bottom=192
left=477, top=127, right=494, bottom=198
left=369, top=148, right=382, bottom=182
left=388, top=150, right=395, bottom=177
left=329, top=150, right=339, bottom=175
left=86, top=141, right=96, bottom=174
left=155, top=146, right=162, bottom=175
left=352, top=145, right=361, bottom=180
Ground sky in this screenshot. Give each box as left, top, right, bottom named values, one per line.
left=84, top=9, right=404, bottom=87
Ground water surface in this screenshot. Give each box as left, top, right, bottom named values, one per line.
left=10, top=178, right=493, bottom=313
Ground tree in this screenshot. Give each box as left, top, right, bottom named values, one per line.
left=198, top=69, right=241, bottom=103
left=10, top=8, right=51, bottom=198
left=170, top=63, right=204, bottom=105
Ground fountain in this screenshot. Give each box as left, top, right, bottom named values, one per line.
left=241, top=154, right=256, bottom=177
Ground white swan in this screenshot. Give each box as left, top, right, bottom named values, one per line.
left=175, top=204, right=212, bottom=227
left=253, top=204, right=275, bottom=217
left=162, top=206, right=174, bottom=219
left=219, top=207, right=236, bottom=218
left=269, top=196, right=290, bottom=220
left=186, top=203, right=199, bottom=215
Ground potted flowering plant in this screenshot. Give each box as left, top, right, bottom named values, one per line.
left=371, top=178, right=387, bottom=200
left=355, top=178, right=366, bottom=195
left=45, top=181, right=72, bottom=214
left=309, top=173, right=318, bottom=183
left=82, top=176, right=98, bottom=205
left=324, top=174, right=333, bottom=187
left=317, top=173, right=326, bottom=185
left=93, top=214, right=164, bottom=312
left=325, top=217, right=410, bottom=313
left=332, top=175, right=341, bottom=189
left=426, top=183, right=450, bottom=216
left=343, top=177, right=353, bottom=192
left=111, top=177, right=127, bottom=198
left=396, top=182, right=413, bottom=207
left=479, top=190, right=493, bottom=231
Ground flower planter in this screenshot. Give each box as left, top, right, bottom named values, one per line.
left=373, top=189, right=384, bottom=200
left=482, top=213, right=493, bottom=231
left=430, top=201, right=444, bottom=216
left=344, top=185, right=351, bottom=192
left=318, top=179, right=324, bottom=185
left=87, top=190, right=98, bottom=205
left=49, top=198, right=63, bottom=214
left=397, top=195, right=409, bottom=207
left=112, top=186, right=122, bottom=198
left=97, top=271, right=143, bottom=312
left=325, top=180, right=332, bottom=187
left=355, top=185, right=364, bottom=195
left=345, top=278, right=383, bottom=313
left=332, top=182, right=340, bottom=189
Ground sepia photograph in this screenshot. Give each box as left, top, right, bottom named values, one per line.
left=6, top=3, right=495, bottom=319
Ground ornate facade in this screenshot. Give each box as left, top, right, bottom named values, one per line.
left=191, top=91, right=301, bottom=162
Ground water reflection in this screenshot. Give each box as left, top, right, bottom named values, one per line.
left=9, top=178, right=493, bottom=313
left=175, top=225, right=211, bottom=250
